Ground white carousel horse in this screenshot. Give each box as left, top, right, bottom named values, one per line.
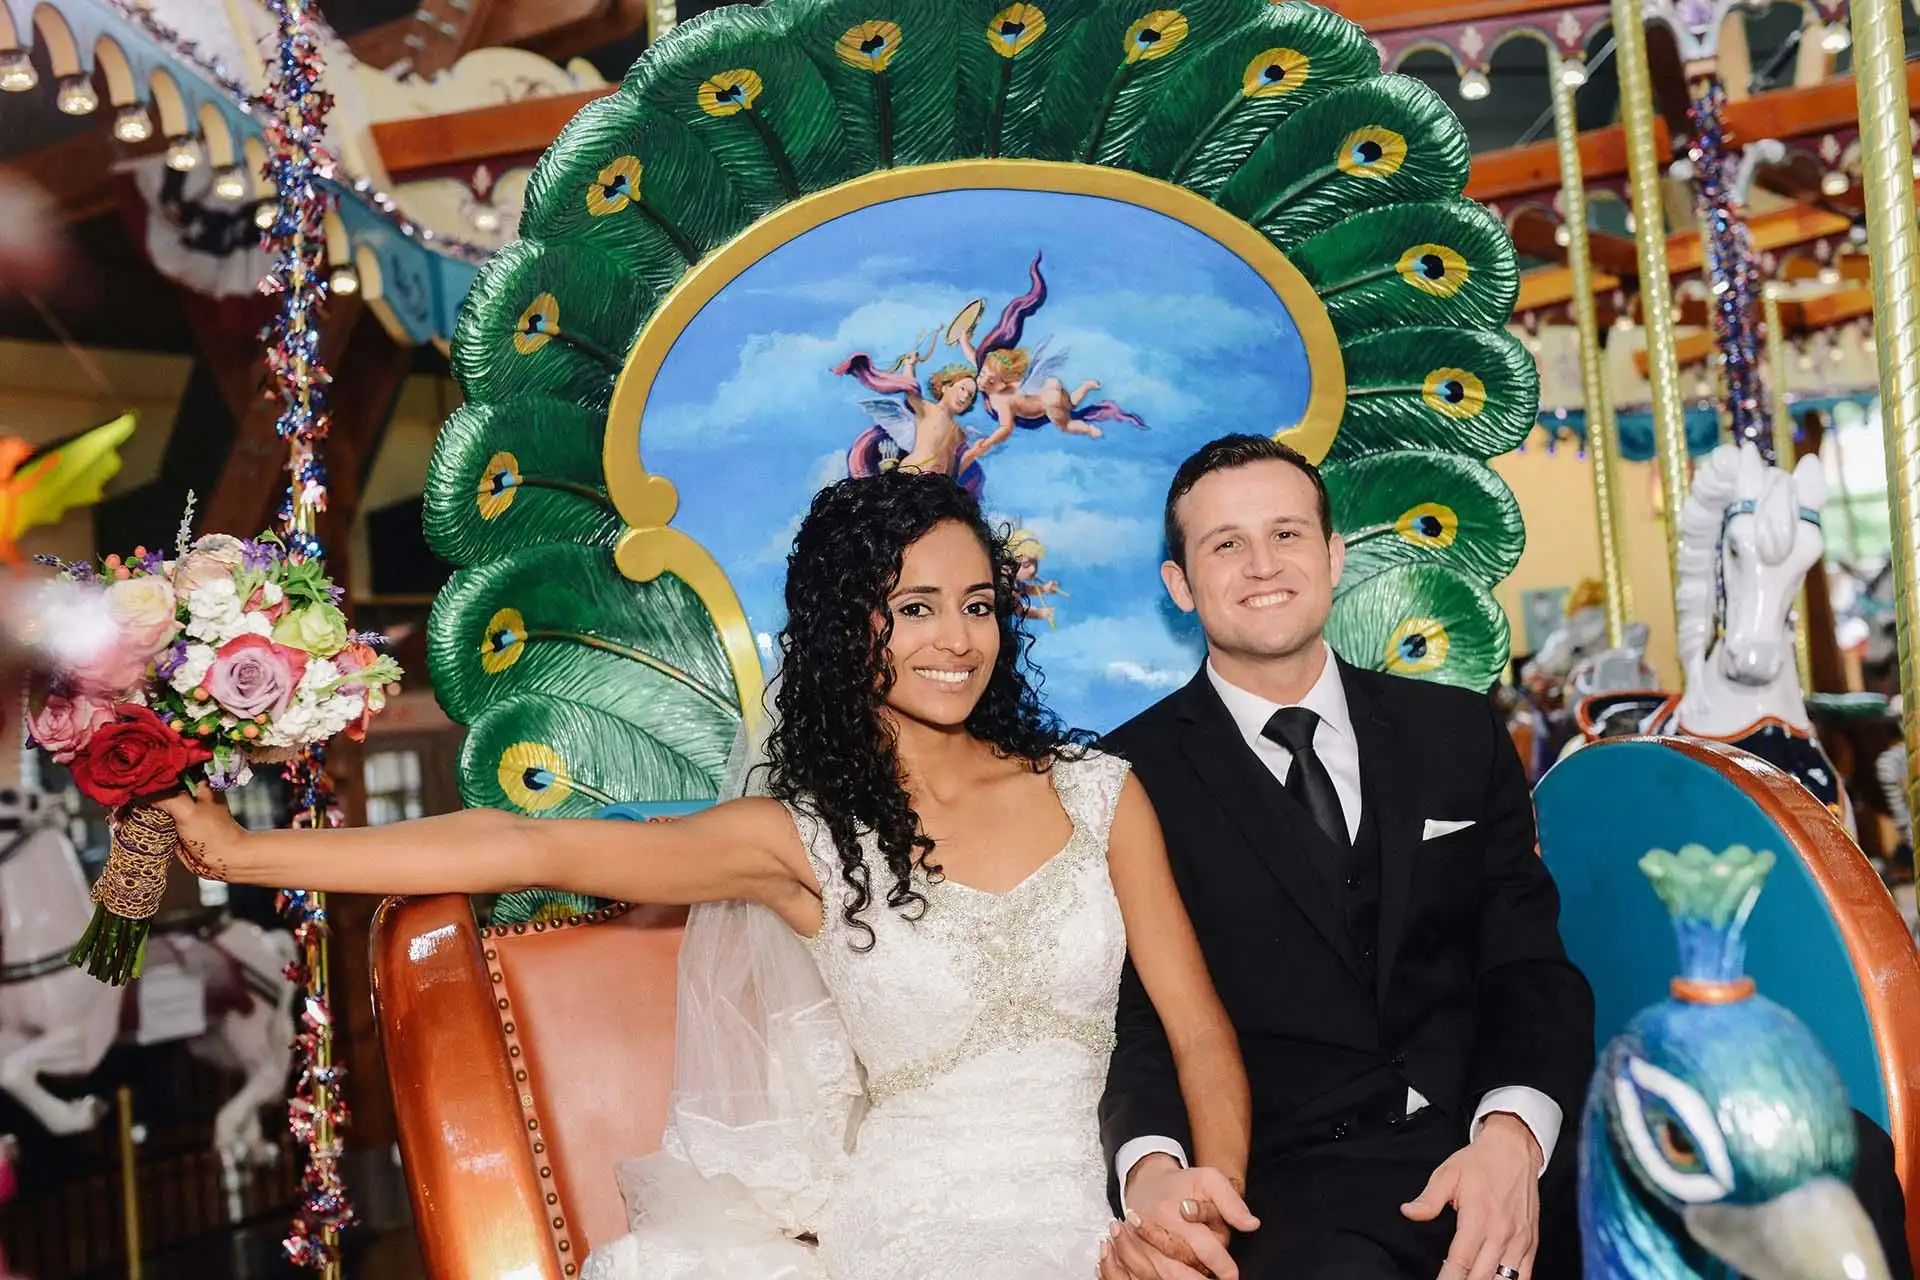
left=1566, top=442, right=1852, bottom=829
left=0, top=789, right=297, bottom=1164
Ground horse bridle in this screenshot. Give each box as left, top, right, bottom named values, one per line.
left=1712, top=498, right=1822, bottom=648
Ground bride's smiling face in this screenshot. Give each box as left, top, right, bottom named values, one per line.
left=879, top=520, right=1001, bottom=730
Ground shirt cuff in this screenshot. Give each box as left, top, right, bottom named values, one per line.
left=1115, top=1136, right=1188, bottom=1214
left=1471, top=1086, right=1563, bottom=1176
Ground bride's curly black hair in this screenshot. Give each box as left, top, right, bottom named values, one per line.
left=763, top=470, right=1088, bottom=948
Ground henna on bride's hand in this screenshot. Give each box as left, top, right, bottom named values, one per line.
left=180, top=837, right=225, bottom=879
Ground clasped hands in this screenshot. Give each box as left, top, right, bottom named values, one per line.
left=1098, top=1115, right=1541, bottom=1280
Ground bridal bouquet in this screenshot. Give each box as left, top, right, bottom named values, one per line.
left=30, top=529, right=402, bottom=984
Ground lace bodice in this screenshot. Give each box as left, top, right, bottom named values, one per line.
left=793, top=749, right=1129, bottom=1108
left=588, top=749, right=1132, bottom=1280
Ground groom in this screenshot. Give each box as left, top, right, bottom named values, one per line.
left=1097, top=434, right=1594, bottom=1280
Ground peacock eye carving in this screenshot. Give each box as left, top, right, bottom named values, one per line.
left=1615, top=1056, right=1734, bottom=1204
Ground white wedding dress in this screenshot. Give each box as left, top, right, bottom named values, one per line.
left=583, top=750, right=1131, bottom=1280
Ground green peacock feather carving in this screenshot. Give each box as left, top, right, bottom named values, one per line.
left=428, top=0, right=1534, bottom=923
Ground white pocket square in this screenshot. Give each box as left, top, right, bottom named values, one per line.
left=1422, top=818, right=1476, bottom=841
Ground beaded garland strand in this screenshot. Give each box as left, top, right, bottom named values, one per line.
left=258, top=0, right=352, bottom=1268
left=1685, top=78, right=1771, bottom=455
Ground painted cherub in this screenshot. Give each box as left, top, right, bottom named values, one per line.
left=1008, top=528, right=1065, bottom=629
left=832, top=343, right=983, bottom=488
left=952, top=253, right=1148, bottom=468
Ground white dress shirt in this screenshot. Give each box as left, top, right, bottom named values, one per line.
left=1115, top=647, right=1561, bottom=1202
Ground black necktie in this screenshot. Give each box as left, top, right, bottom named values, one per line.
left=1262, top=706, right=1348, bottom=848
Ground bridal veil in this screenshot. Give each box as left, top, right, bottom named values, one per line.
left=594, top=671, right=865, bottom=1278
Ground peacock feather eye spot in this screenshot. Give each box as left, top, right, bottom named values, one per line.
left=513, top=294, right=561, bottom=355
left=500, top=742, right=572, bottom=812
left=586, top=156, right=642, bottom=217
left=481, top=607, right=529, bottom=674
left=1421, top=367, right=1488, bottom=420
left=1385, top=617, right=1450, bottom=674
left=698, top=69, right=764, bottom=117
left=987, top=4, right=1047, bottom=58
left=1396, top=243, right=1471, bottom=297
left=476, top=450, right=522, bottom=519
left=1243, top=48, right=1308, bottom=98
left=1123, top=11, right=1188, bottom=63
left=1337, top=126, right=1409, bottom=179
left=835, top=21, right=903, bottom=72
left=1395, top=502, right=1459, bottom=548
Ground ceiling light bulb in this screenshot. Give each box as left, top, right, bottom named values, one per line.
left=1821, top=169, right=1850, bottom=197
left=1819, top=264, right=1842, bottom=286
left=1559, top=57, right=1589, bottom=88
left=0, top=49, right=37, bottom=93
left=1554, top=224, right=1573, bottom=247
left=165, top=137, right=201, bottom=172
left=328, top=264, right=360, bottom=296
left=1459, top=68, right=1492, bottom=101
left=55, top=75, right=98, bottom=115
left=1821, top=22, right=1851, bottom=52
left=255, top=202, right=277, bottom=230
left=113, top=105, right=153, bottom=143
left=469, top=203, right=502, bottom=233
left=212, top=166, right=248, bottom=201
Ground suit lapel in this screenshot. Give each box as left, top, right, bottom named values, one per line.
left=1344, top=664, right=1424, bottom=1005
left=1173, top=673, right=1368, bottom=984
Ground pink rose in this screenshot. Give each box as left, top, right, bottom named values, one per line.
left=104, top=575, right=180, bottom=657
left=66, top=637, right=152, bottom=696
left=205, top=634, right=307, bottom=719
left=29, top=692, right=115, bottom=764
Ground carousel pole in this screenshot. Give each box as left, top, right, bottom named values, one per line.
left=1549, top=49, right=1632, bottom=647
left=1763, top=285, right=1814, bottom=691
left=1848, top=0, right=1920, bottom=830
left=116, top=1086, right=142, bottom=1280
left=262, top=1, right=352, bottom=1272
left=1611, top=0, right=1692, bottom=595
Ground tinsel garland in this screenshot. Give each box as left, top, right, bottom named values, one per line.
left=1685, top=76, right=1770, bottom=454
left=258, top=0, right=352, bottom=1267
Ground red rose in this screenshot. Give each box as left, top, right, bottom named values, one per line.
left=69, top=705, right=212, bottom=810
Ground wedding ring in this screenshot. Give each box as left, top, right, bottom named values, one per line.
left=1179, top=1198, right=1200, bottom=1219
left=1494, top=1266, right=1522, bottom=1279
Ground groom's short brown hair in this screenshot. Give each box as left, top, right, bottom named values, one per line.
left=1163, top=434, right=1331, bottom=568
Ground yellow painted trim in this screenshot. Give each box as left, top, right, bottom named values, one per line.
left=602, top=159, right=1345, bottom=731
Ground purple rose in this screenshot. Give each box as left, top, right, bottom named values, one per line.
left=205, top=634, right=306, bottom=719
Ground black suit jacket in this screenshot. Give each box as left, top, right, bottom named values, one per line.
left=1099, top=660, right=1594, bottom=1176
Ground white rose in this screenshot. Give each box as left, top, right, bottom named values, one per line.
left=169, top=644, right=216, bottom=697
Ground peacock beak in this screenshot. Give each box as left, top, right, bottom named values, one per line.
left=1683, top=1176, right=1889, bottom=1280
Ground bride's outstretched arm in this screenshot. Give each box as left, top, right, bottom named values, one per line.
left=154, top=788, right=824, bottom=935
left=1106, top=774, right=1253, bottom=1189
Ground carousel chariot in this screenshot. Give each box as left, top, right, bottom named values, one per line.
left=359, top=0, right=1920, bottom=1274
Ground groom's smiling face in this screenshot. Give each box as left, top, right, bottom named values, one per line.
left=1162, top=458, right=1345, bottom=665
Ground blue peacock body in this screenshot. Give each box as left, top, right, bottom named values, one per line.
left=1579, top=844, right=1888, bottom=1280
left=424, top=0, right=1541, bottom=923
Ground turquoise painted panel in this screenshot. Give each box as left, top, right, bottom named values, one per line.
left=1536, top=739, right=1888, bottom=1129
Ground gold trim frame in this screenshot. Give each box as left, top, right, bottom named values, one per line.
left=602, top=159, right=1350, bottom=729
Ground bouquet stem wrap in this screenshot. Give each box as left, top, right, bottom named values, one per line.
left=67, top=804, right=176, bottom=985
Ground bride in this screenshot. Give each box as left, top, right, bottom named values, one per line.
left=160, top=470, right=1257, bottom=1279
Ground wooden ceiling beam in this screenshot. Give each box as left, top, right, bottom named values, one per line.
left=370, top=88, right=609, bottom=178
left=1508, top=204, right=1642, bottom=276
left=1467, top=63, right=1920, bottom=202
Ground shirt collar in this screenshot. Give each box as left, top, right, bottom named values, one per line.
left=1206, top=645, right=1352, bottom=746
